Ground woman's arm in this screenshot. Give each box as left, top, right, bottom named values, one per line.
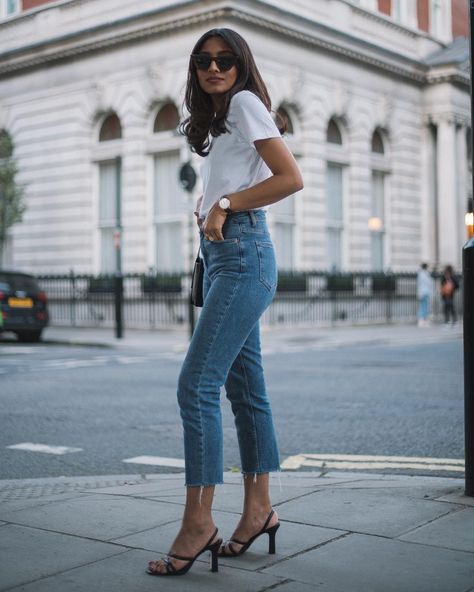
left=203, top=137, right=303, bottom=240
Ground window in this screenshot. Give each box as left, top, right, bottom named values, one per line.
left=1, top=0, right=20, bottom=18
left=98, top=160, right=120, bottom=273
left=327, top=119, right=342, bottom=145
left=371, top=130, right=385, bottom=154
left=351, top=0, right=377, bottom=10
left=326, top=163, right=344, bottom=270
left=153, top=151, right=187, bottom=272
left=276, top=106, right=294, bottom=135
left=99, top=113, right=122, bottom=142
left=430, top=0, right=443, bottom=37
left=325, top=118, right=346, bottom=270
left=391, top=0, right=417, bottom=27
left=153, top=103, right=180, bottom=133
left=272, top=197, right=295, bottom=270
left=369, top=171, right=385, bottom=270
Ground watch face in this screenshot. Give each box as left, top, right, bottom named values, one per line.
left=220, top=197, right=230, bottom=209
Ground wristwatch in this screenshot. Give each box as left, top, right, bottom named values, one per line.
left=218, top=195, right=232, bottom=213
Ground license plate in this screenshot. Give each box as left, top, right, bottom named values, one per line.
left=8, top=297, right=33, bottom=308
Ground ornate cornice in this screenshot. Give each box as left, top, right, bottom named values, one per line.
left=0, top=0, right=467, bottom=90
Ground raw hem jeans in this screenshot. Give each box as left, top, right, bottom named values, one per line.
left=177, top=210, right=281, bottom=487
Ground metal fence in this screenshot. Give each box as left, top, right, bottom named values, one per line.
left=35, top=271, right=462, bottom=330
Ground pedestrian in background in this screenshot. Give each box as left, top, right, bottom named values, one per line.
left=416, top=262, right=433, bottom=327
left=147, top=28, right=303, bottom=577
left=440, top=264, right=459, bottom=325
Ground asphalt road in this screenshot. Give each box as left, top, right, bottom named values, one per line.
left=0, top=331, right=464, bottom=480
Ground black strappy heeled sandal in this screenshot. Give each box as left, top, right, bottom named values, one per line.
left=219, top=509, right=280, bottom=557
left=146, top=528, right=222, bottom=576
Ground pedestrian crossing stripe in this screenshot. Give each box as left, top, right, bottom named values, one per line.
left=7, top=443, right=83, bottom=455
left=281, top=453, right=464, bottom=472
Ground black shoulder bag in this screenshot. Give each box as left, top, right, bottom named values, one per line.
left=191, top=250, right=204, bottom=307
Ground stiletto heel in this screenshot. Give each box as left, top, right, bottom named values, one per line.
left=209, top=540, right=220, bottom=572
left=267, top=522, right=280, bottom=554
left=219, top=509, right=281, bottom=558
left=147, top=528, right=222, bottom=576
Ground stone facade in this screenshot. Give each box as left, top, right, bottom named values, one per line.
left=0, top=0, right=470, bottom=274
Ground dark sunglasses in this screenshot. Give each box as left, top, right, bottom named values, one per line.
left=191, top=54, right=239, bottom=72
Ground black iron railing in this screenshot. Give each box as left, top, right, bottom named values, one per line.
left=35, top=270, right=462, bottom=329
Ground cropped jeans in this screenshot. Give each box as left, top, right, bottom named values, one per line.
left=177, top=210, right=280, bottom=487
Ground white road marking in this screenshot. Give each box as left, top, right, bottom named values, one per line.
left=123, top=455, right=185, bottom=468
left=281, top=453, right=465, bottom=473
left=7, top=442, right=83, bottom=455
left=116, top=356, right=149, bottom=364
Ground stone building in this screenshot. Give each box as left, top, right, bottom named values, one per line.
left=0, top=0, right=470, bottom=274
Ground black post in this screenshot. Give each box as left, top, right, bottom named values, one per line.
left=114, top=156, right=123, bottom=339
left=465, top=2, right=474, bottom=497
left=464, top=238, right=474, bottom=496
left=114, top=273, right=123, bottom=340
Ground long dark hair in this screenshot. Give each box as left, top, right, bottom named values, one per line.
left=180, top=28, right=285, bottom=156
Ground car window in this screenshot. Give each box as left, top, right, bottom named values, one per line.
left=13, top=276, right=39, bottom=291
left=0, top=274, right=38, bottom=292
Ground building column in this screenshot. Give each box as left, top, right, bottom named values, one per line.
left=436, top=116, right=460, bottom=267
left=419, top=122, right=437, bottom=264
left=456, top=123, right=469, bottom=251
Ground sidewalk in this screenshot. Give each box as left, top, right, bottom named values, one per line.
left=0, top=470, right=473, bottom=591
left=34, top=320, right=463, bottom=352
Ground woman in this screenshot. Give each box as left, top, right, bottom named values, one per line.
left=416, top=262, right=433, bottom=327
left=440, top=265, right=459, bottom=325
left=147, top=28, right=303, bottom=577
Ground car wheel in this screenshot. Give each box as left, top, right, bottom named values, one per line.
left=16, top=330, right=43, bottom=343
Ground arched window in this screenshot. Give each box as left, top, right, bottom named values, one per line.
left=99, top=113, right=122, bottom=142
left=371, top=129, right=385, bottom=154
left=96, top=113, right=122, bottom=272
left=325, top=118, right=346, bottom=270
left=0, top=129, right=13, bottom=158
left=326, top=119, right=343, bottom=145
left=153, top=103, right=179, bottom=133
left=369, top=129, right=389, bottom=270
left=276, top=105, right=294, bottom=135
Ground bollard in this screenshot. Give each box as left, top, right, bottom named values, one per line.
left=463, top=236, right=474, bottom=496
left=114, top=273, right=124, bottom=339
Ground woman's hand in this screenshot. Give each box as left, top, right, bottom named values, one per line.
left=202, top=203, right=227, bottom=241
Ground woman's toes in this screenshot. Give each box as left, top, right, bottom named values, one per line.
left=148, top=559, right=164, bottom=574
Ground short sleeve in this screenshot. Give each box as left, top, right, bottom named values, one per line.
left=229, top=91, right=281, bottom=147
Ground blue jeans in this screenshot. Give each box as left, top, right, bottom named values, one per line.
left=417, top=294, right=430, bottom=320
left=177, top=210, right=280, bottom=486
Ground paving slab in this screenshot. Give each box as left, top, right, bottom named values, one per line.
left=399, top=507, right=474, bottom=552
left=14, top=547, right=285, bottom=592
left=435, top=491, right=474, bottom=506
left=262, top=532, right=474, bottom=592
left=0, top=524, right=127, bottom=591
left=0, top=495, right=185, bottom=541
left=265, top=581, right=321, bottom=592
left=277, top=487, right=463, bottom=537
left=0, top=493, right=93, bottom=513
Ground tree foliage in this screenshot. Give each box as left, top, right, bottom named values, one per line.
left=0, top=130, right=26, bottom=261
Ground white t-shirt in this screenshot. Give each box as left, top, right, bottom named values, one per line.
left=199, top=90, right=281, bottom=218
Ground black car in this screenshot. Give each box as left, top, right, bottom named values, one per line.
left=0, top=270, right=49, bottom=342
